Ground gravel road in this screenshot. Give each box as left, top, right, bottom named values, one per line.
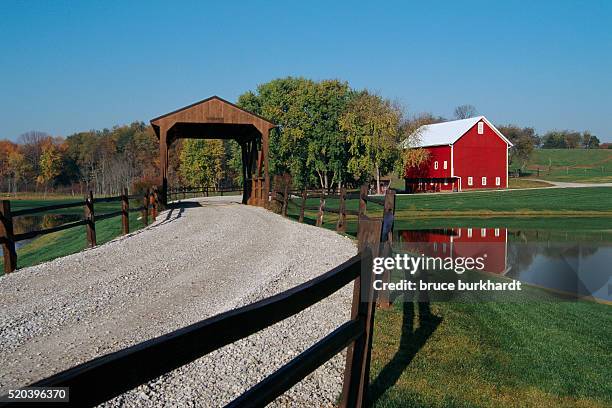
left=0, top=196, right=356, bottom=407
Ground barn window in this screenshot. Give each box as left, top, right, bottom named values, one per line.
left=443, top=161, right=448, bottom=169
left=482, top=177, right=487, bottom=186
left=434, top=161, right=439, bottom=170
left=495, top=228, right=500, bottom=237
left=481, top=228, right=487, bottom=237
left=468, top=177, right=473, bottom=186
left=444, top=180, right=448, bottom=186
left=467, top=228, right=473, bottom=238
left=478, top=122, right=484, bottom=134
left=495, top=177, right=501, bottom=186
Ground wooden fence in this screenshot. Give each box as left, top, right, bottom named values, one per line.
left=0, top=214, right=386, bottom=408
left=271, top=175, right=396, bottom=309
left=0, top=188, right=160, bottom=274
left=167, top=185, right=243, bottom=201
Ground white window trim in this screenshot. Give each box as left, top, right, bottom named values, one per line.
left=468, top=177, right=473, bottom=186
left=495, top=228, right=500, bottom=237
left=434, top=161, right=438, bottom=170
left=495, top=176, right=501, bottom=186
left=467, top=228, right=473, bottom=238
left=443, top=160, right=447, bottom=169
left=482, top=176, right=487, bottom=186
left=478, top=122, right=484, bottom=134
left=481, top=228, right=486, bottom=237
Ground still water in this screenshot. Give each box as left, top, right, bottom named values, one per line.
left=395, top=227, right=611, bottom=301
left=1, top=214, right=80, bottom=252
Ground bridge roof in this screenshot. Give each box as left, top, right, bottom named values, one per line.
left=150, top=96, right=276, bottom=141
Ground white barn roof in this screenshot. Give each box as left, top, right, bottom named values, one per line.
left=401, top=116, right=513, bottom=148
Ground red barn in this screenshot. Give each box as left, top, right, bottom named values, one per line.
left=402, top=116, right=513, bottom=192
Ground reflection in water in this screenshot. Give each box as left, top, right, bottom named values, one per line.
left=1, top=214, right=81, bottom=254
left=397, top=228, right=611, bottom=301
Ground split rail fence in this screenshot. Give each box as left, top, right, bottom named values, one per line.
left=0, top=188, right=160, bottom=274
left=0, top=211, right=387, bottom=408
left=271, top=175, right=396, bottom=309
left=1, top=177, right=396, bottom=407
left=167, top=185, right=243, bottom=201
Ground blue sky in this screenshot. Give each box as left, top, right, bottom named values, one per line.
left=1, top=0, right=611, bottom=141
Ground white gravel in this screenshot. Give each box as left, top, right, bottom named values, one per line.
left=0, top=196, right=357, bottom=407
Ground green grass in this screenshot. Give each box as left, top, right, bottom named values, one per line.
left=286, top=188, right=612, bottom=233
left=370, top=298, right=611, bottom=407
left=508, top=178, right=553, bottom=189
left=393, top=187, right=612, bottom=215
left=1, top=198, right=149, bottom=273
left=512, top=148, right=612, bottom=183
left=287, top=188, right=612, bottom=407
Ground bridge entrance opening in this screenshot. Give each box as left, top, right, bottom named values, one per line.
left=150, top=96, right=276, bottom=206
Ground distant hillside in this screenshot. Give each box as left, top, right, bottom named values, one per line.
left=512, top=148, right=612, bottom=182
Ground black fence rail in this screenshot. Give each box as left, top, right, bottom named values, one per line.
left=0, top=216, right=385, bottom=408
left=0, top=188, right=160, bottom=274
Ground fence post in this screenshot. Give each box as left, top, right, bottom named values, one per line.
left=142, top=189, right=149, bottom=226
left=121, top=188, right=129, bottom=235
left=357, top=184, right=368, bottom=234
left=315, top=190, right=326, bottom=227
left=299, top=190, right=306, bottom=223
left=282, top=177, right=290, bottom=217
left=340, top=218, right=382, bottom=408
left=150, top=188, right=157, bottom=220
left=0, top=200, right=17, bottom=273
left=378, top=189, right=396, bottom=309
left=84, top=191, right=96, bottom=248
left=336, top=187, right=347, bottom=232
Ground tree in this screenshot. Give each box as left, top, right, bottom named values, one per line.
left=453, top=104, right=478, bottom=119
left=179, top=139, right=224, bottom=188
left=238, top=77, right=356, bottom=190
left=238, top=77, right=314, bottom=188
left=36, top=141, right=62, bottom=196
left=7, top=149, right=31, bottom=195
left=582, top=131, right=600, bottom=149
left=339, top=90, right=403, bottom=194
left=542, top=130, right=582, bottom=149
left=497, top=125, right=538, bottom=169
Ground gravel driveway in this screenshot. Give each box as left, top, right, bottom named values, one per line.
left=0, top=196, right=356, bottom=407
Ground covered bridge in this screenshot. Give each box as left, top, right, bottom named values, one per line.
left=150, top=96, right=276, bottom=206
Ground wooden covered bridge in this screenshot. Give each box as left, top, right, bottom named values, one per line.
left=150, top=96, right=276, bottom=206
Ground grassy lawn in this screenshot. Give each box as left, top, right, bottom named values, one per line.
left=287, top=188, right=612, bottom=226
left=508, top=178, right=553, bottom=189
left=511, top=148, right=612, bottom=183
left=1, top=197, right=149, bottom=274
left=394, top=187, right=612, bottom=216
left=369, top=298, right=611, bottom=407
left=284, top=186, right=612, bottom=407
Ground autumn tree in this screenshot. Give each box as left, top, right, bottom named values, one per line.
left=340, top=90, right=403, bottom=194
left=37, top=141, right=62, bottom=196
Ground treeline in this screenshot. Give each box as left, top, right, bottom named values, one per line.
left=1, top=77, right=605, bottom=195
left=0, top=124, right=159, bottom=196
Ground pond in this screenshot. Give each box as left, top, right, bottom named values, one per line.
left=1, top=214, right=81, bottom=253
left=394, top=221, right=611, bottom=302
